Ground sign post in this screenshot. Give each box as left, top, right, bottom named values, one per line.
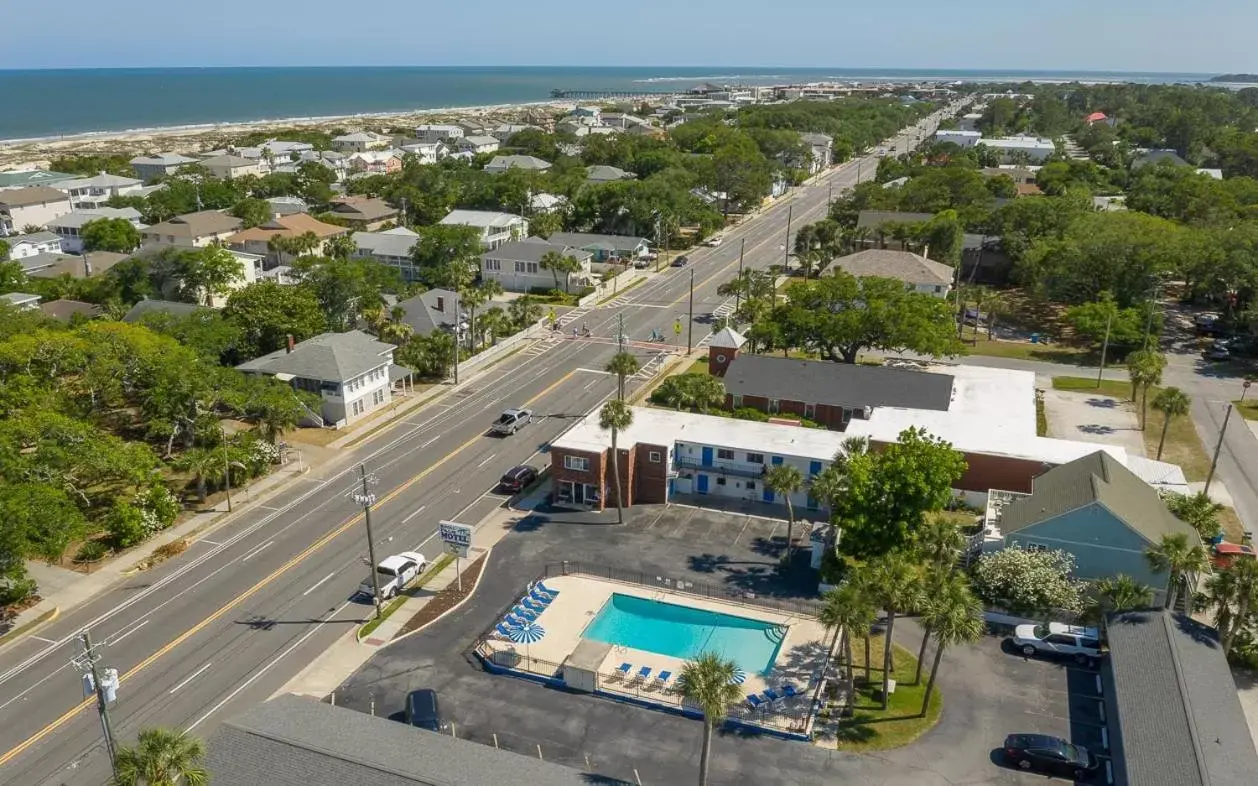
left=438, top=521, right=473, bottom=591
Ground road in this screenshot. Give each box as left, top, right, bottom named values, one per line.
left=0, top=107, right=958, bottom=785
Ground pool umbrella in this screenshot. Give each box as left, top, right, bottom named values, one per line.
left=730, top=667, right=747, bottom=685
left=506, top=621, right=546, bottom=667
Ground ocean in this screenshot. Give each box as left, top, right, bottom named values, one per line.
left=0, top=66, right=1216, bottom=142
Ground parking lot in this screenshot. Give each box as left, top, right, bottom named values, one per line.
left=331, top=503, right=1116, bottom=784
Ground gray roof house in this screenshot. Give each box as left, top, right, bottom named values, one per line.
left=237, top=331, right=405, bottom=427
left=1132, top=149, right=1190, bottom=169
left=1102, top=610, right=1258, bottom=786
left=395, top=288, right=467, bottom=338
left=39, top=298, right=101, bottom=323
left=205, top=694, right=626, bottom=786
left=129, top=153, right=198, bottom=182
left=353, top=227, right=421, bottom=282
left=545, top=231, right=650, bottom=261
left=481, top=238, right=593, bottom=293
left=483, top=155, right=552, bottom=174
left=992, top=451, right=1200, bottom=602
left=586, top=165, right=636, bottom=183
left=830, top=249, right=955, bottom=296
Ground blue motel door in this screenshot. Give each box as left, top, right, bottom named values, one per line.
left=701, top=447, right=714, bottom=466
left=763, top=488, right=774, bottom=503
left=697, top=474, right=709, bottom=494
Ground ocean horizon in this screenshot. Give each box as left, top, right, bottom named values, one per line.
left=0, top=65, right=1218, bottom=142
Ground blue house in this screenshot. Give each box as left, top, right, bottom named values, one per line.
left=995, top=452, right=1200, bottom=604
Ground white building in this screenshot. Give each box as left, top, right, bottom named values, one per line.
left=438, top=210, right=528, bottom=250
left=45, top=207, right=145, bottom=253
left=332, top=132, right=391, bottom=153
left=483, top=155, right=552, bottom=174
left=978, top=136, right=1057, bottom=163
left=0, top=186, right=74, bottom=235
left=56, top=172, right=145, bottom=210
left=457, top=135, right=501, bottom=155
left=199, top=154, right=263, bottom=180
left=799, top=132, right=834, bottom=174
left=3, top=231, right=63, bottom=258
left=353, top=227, right=421, bottom=282
left=399, top=142, right=446, bottom=164
left=934, top=129, right=982, bottom=148
left=480, top=239, right=593, bottom=294
left=414, top=125, right=465, bottom=144
left=129, top=153, right=198, bottom=182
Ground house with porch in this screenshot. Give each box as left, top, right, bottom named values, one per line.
left=326, top=197, right=399, bottom=231
left=545, top=232, right=649, bottom=262
left=457, top=136, right=501, bottom=155
left=140, top=210, right=242, bottom=250
left=129, top=153, right=198, bottom=182
left=3, top=230, right=63, bottom=258
left=483, top=155, right=551, bottom=174
left=829, top=249, right=955, bottom=297
left=46, top=207, right=145, bottom=253
left=227, top=213, right=348, bottom=265
left=0, top=187, right=73, bottom=235
left=798, top=132, right=833, bottom=173
left=438, top=210, right=528, bottom=250
left=56, top=172, right=144, bottom=209
left=199, top=154, right=263, bottom=180
left=480, top=239, right=592, bottom=293
left=354, top=227, right=421, bottom=282
left=331, top=131, right=391, bottom=153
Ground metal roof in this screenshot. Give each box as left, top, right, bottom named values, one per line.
left=722, top=354, right=955, bottom=412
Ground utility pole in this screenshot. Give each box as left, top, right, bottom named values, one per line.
left=77, top=631, right=119, bottom=779
left=1205, top=404, right=1235, bottom=496
left=687, top=269, right=694, bottom=354
left=354, top=465, right=384, bottom=619
left=782, top=204, right=793, bottom=273
left=1142, top=276, right=1161, bottom=351
left=735, top=238, right=745, bottom=313
left=1096, top=309, right=1114, bottom=388
left=452, top=291, right=460, bottom=385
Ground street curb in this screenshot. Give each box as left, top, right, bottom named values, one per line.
left=386, top=548, right=493, bottom=648
left=0, top=606, right=59, bottom=648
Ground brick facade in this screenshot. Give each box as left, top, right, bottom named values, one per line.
left=550, top=446, right=606, bottom=508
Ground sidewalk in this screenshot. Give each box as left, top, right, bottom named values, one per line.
left=278, top=489, right=546, bottom=701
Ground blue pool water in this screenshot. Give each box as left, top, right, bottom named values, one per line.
left=583, top=594, right=786, bottom=675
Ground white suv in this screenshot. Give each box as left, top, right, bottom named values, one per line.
left=1012, top=622, right=1102, bottom=663
left=359, top=551, right=428, bottom=600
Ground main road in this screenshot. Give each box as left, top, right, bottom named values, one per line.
left=0, top=107, right=957, bottom=785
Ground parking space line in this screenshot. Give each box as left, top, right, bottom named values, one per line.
left=732, top=516, right=753, bottom=545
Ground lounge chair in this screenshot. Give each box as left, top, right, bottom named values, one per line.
left=512, top=605, right=539, bottom=620
left=781, top=683, right=800, bottom=699
left=612, top=662, right=632, bottom=681
left=655, top=671, right=672, bottom=691
left=635, top=666, right=652, bottom=684
left=494, top=623, right=517, bottom=639
left=762, top=688, right=781, bottom=704
left=504, top=613, right=531, bottom=628
left=528, top=587, right=555, bottom=604
left=746, top=694, right=764, bottom=710
left=529, top=582, right=557, bottom=601
left=522, top=596, right=548, bottom=613
left=537, top=581, right=560, bottom=597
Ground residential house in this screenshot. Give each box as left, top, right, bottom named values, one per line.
left=1196, top=168, right=1224, bottom=180
left=353, top=227, right=420, bottom=282
left=585, top=165, right=636, bottom=183
left=1102, top=611, right=1258, bottom=786
left=205, top=694, right=607, bottom=786
left=398, top=141, right=446, bottom=164
left=484, top=155, right=552, bottom=174
left=1132, top=149, right=1190, bottom=169
left=600, top=113, right=651, bottom=130
left=227, top=213, right=348, bottom=265
left=1015, top=182, right=1043, bottom=197
left=854, top=210, right=936, bottom=249
left=199, top=154, right=263, bottom=180
left=977, top=136, right=1056, bottom=163
left=1084, top=112, right=1117, bottom=128
left=480, top=239, right=593, bottom=293
left=530, top=193, right=566, bottom=213
left=3, top=230, right=63, bottom=259
left=346, top=150, right=402, bottom=175
left=326, top=197, right=399, bottom=231
left=456, top=135, right=501, bottom=155
left=266, top=196, right=309, bottom=217
left=798, top=132, right=834, bottom=173
left=0, top=186, right=74, bottom=235
left=438, top=209, right=528, bottom=250
left=23, top=250, right=128, bottom=280
left=981, top=166, right=1038, bottom=185
left=129, top=153, right=198, bottom=182
left=829, top=249, right=955, bottom=297
left=55, top=172, right=144, bottom=209
left=567, top=106, right=602, bottom=124
left=1093, top=195, right=1127, bottom=212
left=39, top=298, right=101, bottom=323
left=121, top=299, right=207, bottom=323
left=0, top=292, right=41, bottom=310
left=934, top=129, right=982, bottom=148
left=489, top=123, right=542, bottom=142
left=45, top=207, right=145, bottom=253
left=550, top=405, right=848, bottom=512
left=237, top=331, right=406, bottom=427
left=981, top=451, right=1200, bottom=603
left=331, top=131, right=391, bottom=153
left=0, top=169, right=77, bottom=191
left=140, top=210, right=242, bottom=250
left=395, top=288, right=466, bottom=338
left=959, top=233, right=1014, bottom=285
left=414, top=124, right=465, bottom=144
left=545, top=232, right=649, bottom=262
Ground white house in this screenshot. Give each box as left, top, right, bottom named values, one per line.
left=457, top=135, right=501, bottom=155
left=237, top=331, right=405, bottom=427
left=489, top=123, right=541, bottom=142
left=799, top=132, right=833, bottom=174
left=199, top=154, right=263, bottom=180
left=332, top=132, right=391, bottom=153
left=354, top=227, right=421, bottom=282
left=0, top=187, right=74, bottom=236
left=140, top=210, right=243, bottom=251
left=480, top=239, right=593, bottom=294
left=3, top=231, right=63, bottom=258
left=56, top=172, right=144, bottom=210
left=934, top=129, right=982, bottom=148
left=829, top=249, right=955, bottom=297
left=438, top=210, right=528, bottom=250
left=483, top=155, right=552, bottom=174
left=399, top=142, right=446, bottom=164
left=129, top=153, right=198, bottom=182
left=414, top=125, right=465, bottom=144
left=45, top=207, right=145, bottom=253
left=978, top=136, right=1057, bottom=163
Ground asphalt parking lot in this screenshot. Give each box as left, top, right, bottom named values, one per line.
left=331, top=503, right=1116, bottom=785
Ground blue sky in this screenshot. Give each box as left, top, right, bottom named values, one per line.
left=3, top=0, right=1254, bottom=72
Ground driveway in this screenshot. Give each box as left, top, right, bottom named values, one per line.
left=330, top=505, right=1112, bottom=784
left=1042, top=388, right=1146, bottom=458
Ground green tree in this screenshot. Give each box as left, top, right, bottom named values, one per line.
left=409, top=223, right=482, bottom=274
left=598, top=398, right=633, bottom=525
left=292, top=256, right=396, bottom=332
left=243, top=377, right=316, bottom=443
left=765, top=463, right=804, bottom=565
left=1164, top=491, right=1224, bottom=541
left=459, top=279, right=503, bottom=352
left=176, top=447, right=220, bottom=502
left=1082, top=575, right=1155, bottom=624
left=819, top=577, right=878, bottom=700
left=508, top=294, right=543, bottom=330
left=476, top=307, right=510, bottom=346
left=229, top=197, right=273, bottom=229
left=970, top=546, right=1083, bottom=617
left=1200, top=558, right=1258, bottom=656
left=112, top=727, right=208, bottom=786
left=1144, top=532, right=1208, bottom=609
left=917, top=573, right=984, bottom=717
left=81, top=217, right=142, bottom=253
left=1063, top=292, right=1147, bottom=352
left=0, top=239, right=9, bottom=261
left=539, top=250, right=583, bottom=293
left=324, top=233, right=357, bottom=261
left=911, top=516, right=965, bottom=682
left=605, top=351, right=640, bottom=401
left=675, top=652, right=743, bottom=786
left=0, top=483, right=89, bottom=563
left=223, top=281, right=326, bottom=358
left=530, top=209, right=563, bottom=239
left=862, top=553, right=924, bottom=709
left=772, top=272, right=964, bottom=364
left=1125, top=349, right=1166, bottom=429
left=181, top=246, right=243, bottom=307
left=1151, top=386, right=1190, bottom=460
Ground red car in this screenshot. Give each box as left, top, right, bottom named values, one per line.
left=1212, top=542, right=1256, bottom=570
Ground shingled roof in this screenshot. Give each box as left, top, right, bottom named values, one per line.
left=236, top=331, right=393, bottom=382
left=723, top=354, right=955, bottom=412
left=830, top=249, right=954, bottom=286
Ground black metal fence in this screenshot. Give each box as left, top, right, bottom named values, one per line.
left=544, top=561, right=827, bottom=618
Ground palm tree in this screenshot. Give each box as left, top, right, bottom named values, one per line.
left=911, top=517, right=965, bottom=683
left=917, top=574, right=984, bottom=717
left=985, top=291, right=1006, bottom=339
left=1165, top=491, right=1224, bottom=541
left=361, top=304, right=389, bottom=335
left=1151, top=386, right=1190, bottom=460
left=676, top=652, right=743, bottom=786
left=380, top=319, right=413, bottom=346
left=864, top=552, right=924, bottom=709
left=477, top=307, right=509, bottom=346
left=1125, top=349, right=1166, bottom=429
left=605, top=351, right=640, bottom=401
left=599, top=399, right=634, bottom=525
left=819, top=578, right=878, bottom=700
left=1144, top=532, right=1209, bottom=610
left=764, top=464, right=804, bottom=564
left=176, top=447, right=220, bottom=502
left=508, top=294, right=543, bottom=330
left=1082, top=575, right=1155, bottom=624
left=1201, top=558, right=1258, bottom=656
left=459, top=279, right=503, bottom=353
left=113, top=727, right=208, bottom=786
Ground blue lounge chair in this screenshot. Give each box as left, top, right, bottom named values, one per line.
left=612, top=662, right=632, bottom=681
left=636, top=666, right=652, bottom=683
left=528, top=587, right=555, bottom=604
left=529, top=582, right=557, bottom=601
left=512, top=605, right=539, bottom=621
left=494, top=623, right=517, bottom=638
left=655, top=670, right=672, bottom=690
left=781, top=683, right=799, bottom=699
left=762, top=688, right=781, bottom=704
left=522, top=596, right=548, bottom=612
left=746, top=694, right=764, bottom=710
left=504, top=613, right=530, bottom=627
left=537, top=581, right=560, bottom=597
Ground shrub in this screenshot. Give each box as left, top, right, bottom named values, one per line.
left=0, top=575, right=37, bottom=608
left=731, top=407, right=771, bottom=422
left=105, top=502, right=148, bottom=549
left=153, top=540, right=188, bottom=560
left=74, top=540, right=110, bottom=563
left=970, top=546, right=1084, bottom=617
left=135, top=484, right=180, bottom=529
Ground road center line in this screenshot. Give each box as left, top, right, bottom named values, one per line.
left=105, top=620, right=148, bottom=647
left=301, top=572, right=337, bottom=597
left=420, top=434, right=442, bottom=448
left=477, top=453, right=497, bottom=468
left=240, top=541, right=273, bottom=563
left=401, top=505, right=426, bottom=524
left=168, top=662, right=213, bottom=694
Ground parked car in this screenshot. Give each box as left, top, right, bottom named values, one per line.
left=633, top=258, right=651, bottom=269
left=1003, top=734, right=1098, bottom=780
left=671, top=255, right=690, bottom=267
left=491, top=408, right=533, bottom=435
left=405, top=688, right=442, bottom=731
left=1203, top=341, right=1232, bottom=361
left=498, top=465, right=538, bottom=493
left=359, top=551, right=428, bottom=600
left=1194, top=312, right=1221, bottom=334
left=1012, top=622, right=1101, bottom=663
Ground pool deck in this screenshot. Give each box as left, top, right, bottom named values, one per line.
left=481, top=574, right=831, bottom=703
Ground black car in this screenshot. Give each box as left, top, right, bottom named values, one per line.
left=498, top=465, right=538, bottom=494
left=1003, top=733, right=1098, bottom=780
left=405, top=688, right=441, bottom=731
left=671, top=255, right=690, bottom=267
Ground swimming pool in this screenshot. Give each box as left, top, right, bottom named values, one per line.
left=583, top=593, right=786, bottom=675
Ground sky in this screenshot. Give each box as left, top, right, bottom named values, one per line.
left=2, top=0, right=1255, bottom=73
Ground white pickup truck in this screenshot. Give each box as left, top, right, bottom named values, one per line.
left=359, top=551, right=428, bottom=600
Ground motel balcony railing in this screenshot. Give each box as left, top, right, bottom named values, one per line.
left=673, top=456, right=767, bottom=480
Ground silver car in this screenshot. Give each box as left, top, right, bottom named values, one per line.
left=491, top=408, right=533, bottom=435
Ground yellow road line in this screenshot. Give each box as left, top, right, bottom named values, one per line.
left=0, top=369, right=577, bottom=768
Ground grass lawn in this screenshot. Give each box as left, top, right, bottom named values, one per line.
left=357, top=553, right=455, bottom=640
left=967, top=334, right=1091, bottom=364
left=1234, top=400, right=1258, bottom=422
left=685, top=356, right=710, bottom=375
left=1052, top=376, right=1130, bottom=398
left=834, top=636, right=942, bottom=751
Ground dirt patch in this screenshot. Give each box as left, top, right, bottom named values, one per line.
left=396, top=556, right=486, bottom=637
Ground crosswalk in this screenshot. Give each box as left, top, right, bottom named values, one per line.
left=556, top=307, right=590, bottom=328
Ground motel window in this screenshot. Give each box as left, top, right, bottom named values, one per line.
left=717, top=448, right=735, bottom=460
left=746, top=480, right=756, bottom=490
left=648, top=451, right=662, bottom=463
left=564, top=455, right=590, bottom=472
left=768, top=399, right=780, bottom=414
left=716, top=477, right=726, bottom=486
left=746, top=453, right=764, bottom=464
left=731, top=394, right=742, bottom=408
